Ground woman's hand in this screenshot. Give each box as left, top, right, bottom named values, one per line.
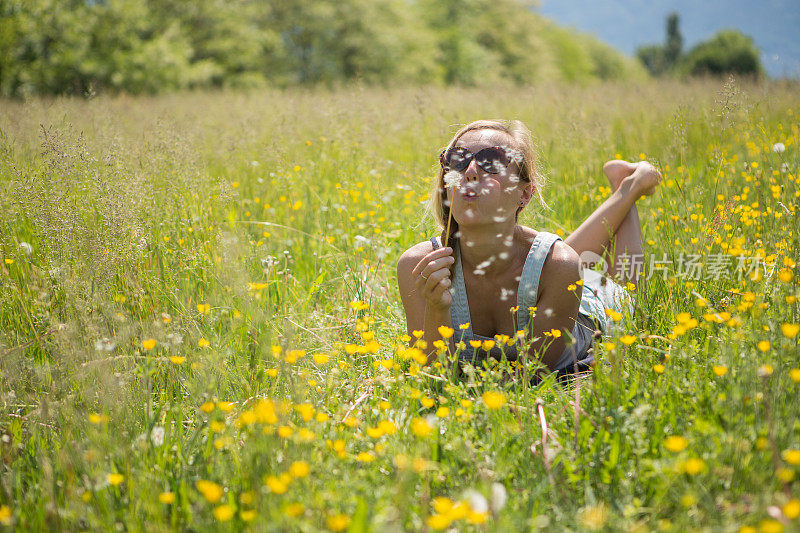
left=410, top=246, right=455, bottom=310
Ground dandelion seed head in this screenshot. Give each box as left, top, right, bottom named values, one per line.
left=444, top=170, right=462, bottom=189
left=773, top=142, right=786, bottom=153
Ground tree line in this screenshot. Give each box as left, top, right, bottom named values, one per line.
left=0, top=0, right=647, bottom=97
left=637, top=13, right=763, bottom=78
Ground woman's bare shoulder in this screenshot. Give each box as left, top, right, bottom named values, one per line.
left=397, top=239, right=437, bottom=273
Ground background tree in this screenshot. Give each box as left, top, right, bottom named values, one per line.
left=680, top=29, right=762, bottom=78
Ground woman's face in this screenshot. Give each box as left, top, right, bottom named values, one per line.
left=444, top=129, right=532, bottom=229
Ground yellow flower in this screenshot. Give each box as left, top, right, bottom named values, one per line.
left=197, top=303, right=212, bottom=315
left=757, top=340, right=771, bottom=352
left=680, top=458, right=706, bottom=475
left=781, top=323, right=800, bottom=338
left=435, top=406, right=450, bottom=417
left=437, top=326, right=454, bottom=339
left=142, top=338, right=157, bottom=351
left=783, top=499, right=800, bottom=519
left=758, top=365, right=774, bottom=377
left=777, top=468, right=795, bottom=482
left=240, top=510, right=257, bottom=521
left=356, top=452, right=375, bottom=462
left=170, top=356, right=186, bottom=365
left=277, top=426, right=293, bottom=438
left=426, top=514, right=452, bottom=530
left=790, top=369, right=800, bottom=383
left=420, top=397, right=435, bottom=408
left=107, top=473, right=124, bottom=486
left=196, top=480, right=224, bottom=503
left=213, top=504, right=235, bottom=522
left=313, top=353, right=330, bottom=365
left=712, top=366, right=728, bottom=376
left=217, top=402, right=235, bottom=412
left=289, top=460, right=310, bottom=478
left=758, top=519, right=785, bottom=533
left=664, top=435, right=688, bottom=453
left=327, top=514, right=351, bottom=532
left=265, top=476, right=288, bottom=494
left=350, top=300, right=369, bottom=311
left=200, top=401, right=215, bottom=413
left=782, top=449, right=800, bottom=465
left=285, top=502, right=304, bottom=517
left=482, top=391, right=507, bottom=409
left=619, top=335, right=636, bottom=346
left=550, top=328, right=562, bottom=338
left=198, top=338, right=210, bottom=348
left=481, top=340, right=495, bottom=350
left=467, top=510, right=488, bottom=524
left=158, top=492, right=175, bottom=504
left=0, top=505, right=10, bottom=526
left=577, top=503, right=608, bottom=531
left=410, top=417, right=434, bottom=438
left=653, top=364, right=665, bottom=374
left=89, top=413, right=108, bottom=424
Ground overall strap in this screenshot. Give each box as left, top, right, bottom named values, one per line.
left=515, top=232, right=562, bottom=330
left=449, top=243, right=474, bottom=340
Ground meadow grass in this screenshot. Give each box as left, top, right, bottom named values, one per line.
left=0, top=79, right=799, bottom=531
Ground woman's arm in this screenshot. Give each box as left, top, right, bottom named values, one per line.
left=524, top=240, right=583, bottom=372
left=397, top=242, right=455, bottom=364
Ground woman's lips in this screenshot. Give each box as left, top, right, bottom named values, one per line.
left=461, top=188, right=479, bottom=201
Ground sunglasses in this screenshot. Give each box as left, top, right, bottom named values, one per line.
left=439, top=145, right=518, bottom=174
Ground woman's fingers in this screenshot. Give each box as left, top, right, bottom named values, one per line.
left=411, top=246, right=453, bottom=279
left=419, top=255, right=455, bottom=280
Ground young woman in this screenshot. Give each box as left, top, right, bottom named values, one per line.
left=396, top=119, right=662, bottom=377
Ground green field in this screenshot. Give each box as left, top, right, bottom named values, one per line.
left=1, top=79, right=799, bottom=531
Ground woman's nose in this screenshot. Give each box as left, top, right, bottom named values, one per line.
left=464, top=158, right=481, bottom=181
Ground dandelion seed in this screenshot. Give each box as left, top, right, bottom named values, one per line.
left=773, top=142, right=786, bottom=153
left=18, top=242, right=32, bottom=256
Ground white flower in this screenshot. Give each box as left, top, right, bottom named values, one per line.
left=491, top=482, right=508, bottom=512
left=18, top=242, right=33, bottom=256
left=444, top=170, right=462, bottom=189
left=94, top=338, right=116, bottom=352
left=773, top=142, right=785, bottom=153
left=463, top=489, right=488, bottom=513
left=151, top=426, right=165, bottom=447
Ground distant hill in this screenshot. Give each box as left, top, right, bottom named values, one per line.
left=537, top=0, right=800, bottom=78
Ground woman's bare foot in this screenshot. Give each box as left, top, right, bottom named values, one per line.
left=603, top=160, right=639, bottom=192
left=624, top=161, right=662, bottom=197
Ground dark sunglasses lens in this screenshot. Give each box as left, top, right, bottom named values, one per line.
left=446, top=147, right=472, bottom=172
left=475, top=147, right=510, bottom=174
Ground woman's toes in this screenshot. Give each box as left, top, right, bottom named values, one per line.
left=603, top=160, right=638, bottom=190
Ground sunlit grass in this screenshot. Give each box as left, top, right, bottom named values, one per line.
left=0, top=79, right=798, bottom=530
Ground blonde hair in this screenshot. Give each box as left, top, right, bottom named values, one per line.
left=427, top=119, right=548, bottom=241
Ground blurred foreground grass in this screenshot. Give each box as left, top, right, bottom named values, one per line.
left=0, top=80, right=799, bottom=531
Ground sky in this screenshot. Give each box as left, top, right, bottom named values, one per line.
left=537, top=0, right=800, bottom=78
